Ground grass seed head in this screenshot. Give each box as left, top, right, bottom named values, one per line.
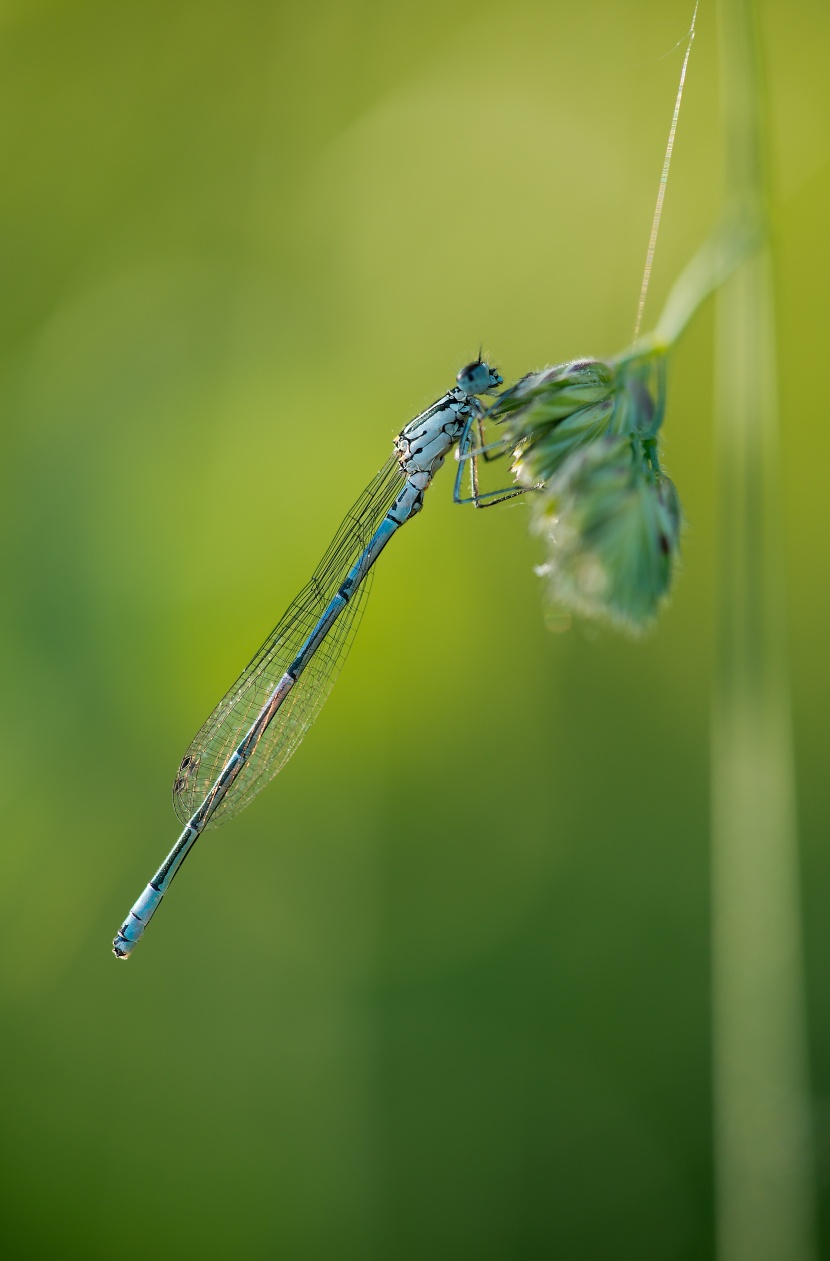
left=490, top=350, right=667, bottom=489
left=487, top=347, right=681, bottom=632
left=532, top=433, right=682, bottom=633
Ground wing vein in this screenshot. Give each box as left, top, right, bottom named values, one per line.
left=172, top=455, right=405, bottom=828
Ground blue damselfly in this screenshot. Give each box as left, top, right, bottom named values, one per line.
left=113, top=359, right=523, bottom=957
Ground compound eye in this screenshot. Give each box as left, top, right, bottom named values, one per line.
left=457, top=361, right=490, bottom=394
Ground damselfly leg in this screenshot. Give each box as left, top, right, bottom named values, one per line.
left=453, top=411, right=534, bottom=509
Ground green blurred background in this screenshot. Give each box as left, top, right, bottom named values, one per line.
left=1, top=1, right=828, bottom=1257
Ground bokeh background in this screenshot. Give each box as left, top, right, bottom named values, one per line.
left=1, top=1, right=828, bottom=1257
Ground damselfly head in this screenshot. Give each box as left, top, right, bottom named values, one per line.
left=457, top=360, right=502, bottom=396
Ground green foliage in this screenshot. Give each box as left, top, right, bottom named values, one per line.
left=478, top=198, right=762, bottom=635
left=531, top=433, right=681, bottom=632
left=486, top=347, right=680, bottom=631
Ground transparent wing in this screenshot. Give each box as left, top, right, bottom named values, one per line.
left=172, top=455, right=406, bottom=829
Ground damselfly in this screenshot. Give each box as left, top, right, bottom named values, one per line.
left=113, top=359, right=524, bottom=958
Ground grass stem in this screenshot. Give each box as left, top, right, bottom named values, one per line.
left=712, top=3, right=815, bottom=1258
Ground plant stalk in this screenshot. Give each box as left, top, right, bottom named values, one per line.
left=712, top=3, right=815, bottom=1259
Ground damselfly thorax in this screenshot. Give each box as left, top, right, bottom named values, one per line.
left=394, top=384, right=482, bottom=490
